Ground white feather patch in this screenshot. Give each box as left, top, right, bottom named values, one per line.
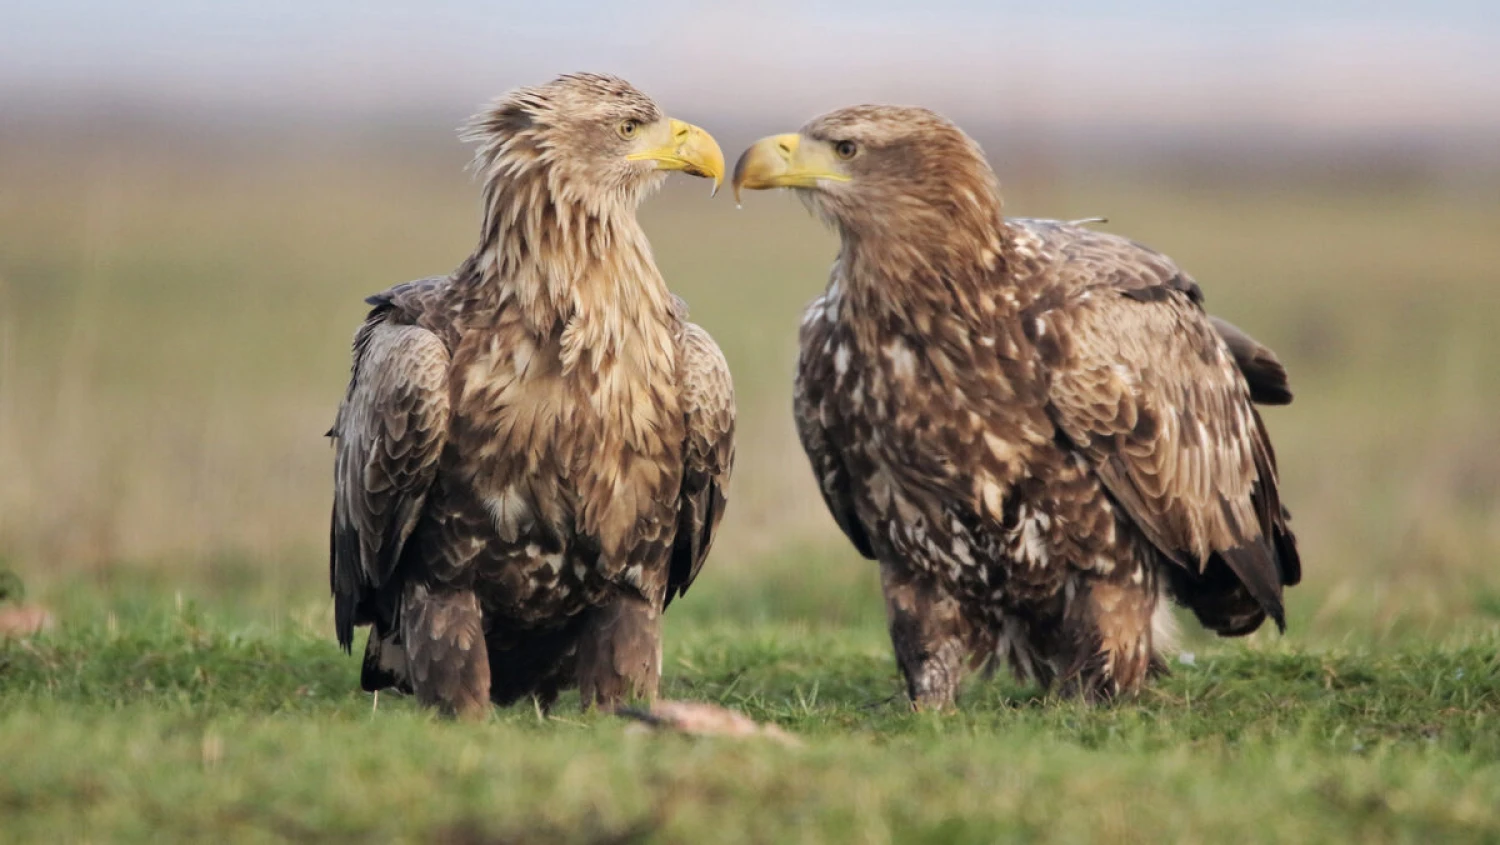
left=983, top=431, right=1018, bottom=463
left=1152, top=583, right=1181, bottom=656
left=485, top=486, right=532, bottom=540
left=834, top=344, right=851, bottom=376
left=978, top=477, right=1005, bottom=519
left=884, top=340, right=916, bottom=381
left=1014, top=508, right=1052, bottom=568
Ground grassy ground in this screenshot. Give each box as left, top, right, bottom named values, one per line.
left=2, top=121, right=1499, bottom=841
left=3, top=576, right=1499, bottom=843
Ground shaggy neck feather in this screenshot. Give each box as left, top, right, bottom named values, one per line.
left=834, top=187, right=1010, bottom=335
left=461, top=140, right=675, bottom=374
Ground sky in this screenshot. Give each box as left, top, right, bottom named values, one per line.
left=3, top=1, right=1498, bottom=133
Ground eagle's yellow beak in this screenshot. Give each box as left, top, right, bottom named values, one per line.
left=732, top=134, right=851, bottom=204
left=627, top=119, right=725, bottom=195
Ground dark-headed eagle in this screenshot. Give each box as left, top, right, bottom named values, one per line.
left=329, top=74, right=734, bottom=718
left=733, top=106, right=1299, bottom=708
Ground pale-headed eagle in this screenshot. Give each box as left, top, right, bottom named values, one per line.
left=330, top=74, right=734, bottom=718
left=734, top=106, right=1299, bottom=708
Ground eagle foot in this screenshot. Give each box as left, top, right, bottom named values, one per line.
left=880, top=561, right=994, bottom=711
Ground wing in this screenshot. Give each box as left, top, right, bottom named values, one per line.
left=664, top=321, right=736, bottom=607
left=329, top=303, right=451, bottom=651
left=1027, top=226, right=1299, bottom=633
left=794, top=294, right=876, bottom=560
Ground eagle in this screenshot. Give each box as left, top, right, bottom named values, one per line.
left=733, top=106, right=1299, bottom=708
left=329, top=74, right=735, bottom=719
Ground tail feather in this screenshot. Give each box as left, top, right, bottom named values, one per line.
left=1211, top=316, right=1293, bottom=406
left=361, top=628, right=411, bottom=693
left=1217, top=542, right=1286, bottom=633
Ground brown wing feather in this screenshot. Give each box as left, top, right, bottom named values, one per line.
left=330, top=308, right=451, bottom=650
left=665, top=322, right=735, bottom=606
left=1029, top=226, right=1298, bottom=632
left=795, top=295, right=875, bottom=560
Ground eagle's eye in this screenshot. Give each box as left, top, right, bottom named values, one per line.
left=834, top=140, right=858, bottom=160
left=618, top=119, right=641, bottom=139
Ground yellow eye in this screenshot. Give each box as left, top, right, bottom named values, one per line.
left=834, top=140, right=858, bottom=160
left=618, top=119, right=640, bottom=139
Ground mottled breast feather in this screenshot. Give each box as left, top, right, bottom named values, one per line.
left=795, top=292, right=876, bottom=561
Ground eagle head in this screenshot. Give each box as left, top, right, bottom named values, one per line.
left=733, top=105, right=1002, bottom=249
left=464, top=73, right=724, bottom=212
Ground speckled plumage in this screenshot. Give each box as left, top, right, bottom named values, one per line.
left=329, top=75, right=734, bottom=717
left=771, top=106, right=1299, bottom=707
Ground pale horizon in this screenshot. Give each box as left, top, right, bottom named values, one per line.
left=5, top=1, right=1499, bottom=138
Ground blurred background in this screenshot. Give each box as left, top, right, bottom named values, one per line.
left=2, top=1, right=1498, bottom=641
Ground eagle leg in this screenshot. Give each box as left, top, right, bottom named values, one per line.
left=879, top=560, right=995, bottom=711
left=575, top=589, right=662, bottom=710
left=1054, top=566, right=1159, bottom=702
left=400, top=582, right=492, bottom=721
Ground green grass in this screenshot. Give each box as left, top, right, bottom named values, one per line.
left=3, top=583, right=1499, bottom=843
